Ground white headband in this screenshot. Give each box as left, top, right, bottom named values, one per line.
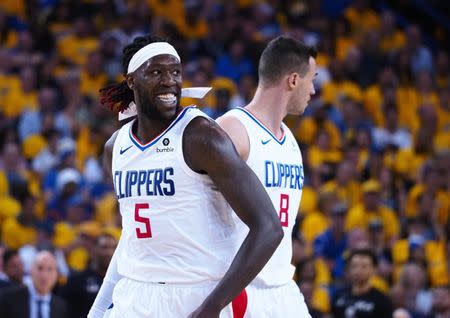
left=127, top=42, right=181, bottom=74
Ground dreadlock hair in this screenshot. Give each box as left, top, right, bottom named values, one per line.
left=100, top=35, right=168, bottom=113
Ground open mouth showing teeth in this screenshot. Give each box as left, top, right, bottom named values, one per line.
left=157, top=93, right=177, bottom=104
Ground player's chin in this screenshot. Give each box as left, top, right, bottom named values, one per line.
left=156, top=99, right=179, bottom=116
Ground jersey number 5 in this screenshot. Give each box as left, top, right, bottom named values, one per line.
left=135, top=203, right=152, bottom=238
left=279, top=194, right=289, bottom=227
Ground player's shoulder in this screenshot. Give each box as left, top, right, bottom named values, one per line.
left=104, top=129, right=120, bottom=154
left=184, top=115, right=230, bottom=147
left=217, top=111, right=247, bottom=135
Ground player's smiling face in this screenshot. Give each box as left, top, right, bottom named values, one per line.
left=130, top=54, right=182, bottom=120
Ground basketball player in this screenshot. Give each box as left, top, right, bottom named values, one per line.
left=217, top=36, right=317, bottom=317
left=88, top=35, right=283, bottom=318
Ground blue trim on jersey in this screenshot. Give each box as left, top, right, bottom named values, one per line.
left=129, top=106, right=194, bottom=151
left=235, top=107, right=286, bottom=145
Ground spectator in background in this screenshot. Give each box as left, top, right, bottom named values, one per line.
left=0, top=249, right=24, bottom=288
left=229, top=74, right=256, bottom=109
left=203, top=87, right=231, bottom=119
left=60, top=232, right=117, bottom=318
left=3, top=65, right=39, bottom=119
left=0, top=251, right=67, bottom=318
left=18, top=86, right=59, bottom=141
left=392, top=262, right=433, bottom=317
left=332, top=248, right=393, bottom=318
left=372, top=103, right=412, bottom=151
left=31, top=129, right=61, bottom=177
left=405, top=24, right=433, bottom=75
left=431, top=285, right=450, bottom=318
left=393, top=308, right=412, bottom=318
left=314, top=203, right=349, bottom=277
left=1, top=184, right=38, bottom=250
left=346, top=179, right=400, bottom=244
left=215, top=38, right=254, bottom=83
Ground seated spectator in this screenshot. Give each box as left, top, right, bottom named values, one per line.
left=321, top=159, right=361, bottom=208
left=0, top=251, right=68, bottom=318
left=332, top=248, right=393, bottom=318
left=431, top=285, right=450, bottom=318
left=391, top=262, right=433, bottom=317
left=372, top=104, right=412, bottom=151
left=314, top=203, right=349, bottom=276
left=1, top=185, right=38, bottom=250
left=346, top=180, right=400, bottom=244
left=59, top=232, right=117, bottom=318
left=214, top=38, right=254, bottom=84
left=0, top=249, right=24, bottom=288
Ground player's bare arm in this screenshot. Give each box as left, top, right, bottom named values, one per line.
left=216, top=115, right=250, bottom=161
left=103, top=130, right=119, bottom=177
left=183, top=117, right=284, bottom=317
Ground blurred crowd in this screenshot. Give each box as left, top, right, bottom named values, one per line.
left=0, top=0, right=449, bottom=317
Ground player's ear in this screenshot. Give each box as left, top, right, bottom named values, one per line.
left=126, top=75, right=135, bottom=90
left=288, top=73, right=299, bottom=89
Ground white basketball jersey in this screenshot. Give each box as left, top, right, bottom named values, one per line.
left=222, top=107, right=304, bottom=287
left=111, top=106, right=239, bottom=284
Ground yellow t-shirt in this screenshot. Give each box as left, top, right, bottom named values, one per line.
left=299, top=186, right=318, bottom=215
left=336, top=36, right=357, bottom=61
left=392, top=239, right=449, bottom=287
left=68, top=247, right=89, bottom=271
left=0, top=0, right=25, bottom=18
left=0, top=196, right=21, bottom=227
left=394, top=149, right=429, bottom=182
left=437, top=106, right=450, bottom=134
left=80, top=70, right=108, bottom=99
left=345, top=203, right=400, bottom=242
left=53, top=222, right=77, bottom=248
left=95, top=192, right=118, bottom=226
left=344, top=7, right=380, bottom=35
left=0, top=170, right=9, bottom=197
left=380, top=31, right=406, bottom=53
left=294, top=118, right=341, bottom=149
left=146, top=0, right=184, bottom=27
left=308, top=146, right=343, bottom=168
left=363, top=85, right=384, bottom=126
left=57, top=35, right=99, bottom=66
left=312, top=286, right=331, bottom=313
left=322, top=80, right=363, bottom=106
left=1, top=217, right=37, bottom=249
left=301, top=211, right=330, bottom=243
left=321, top=180, right=361, bottom=208
left=2, top=88, right=38, bottom=118
left=175, top=16, right=208, bottom=40
left=405, top=184, right=449, bottom=225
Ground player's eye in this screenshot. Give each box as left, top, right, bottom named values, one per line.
left=151, top=70, right=161, bottom=75
left=172, top=70, right=181, bottom=76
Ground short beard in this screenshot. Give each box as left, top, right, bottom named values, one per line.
left=139, top=94, right=166, bottom=120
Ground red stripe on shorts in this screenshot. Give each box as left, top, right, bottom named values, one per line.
left=232, top=289, right=248, bottom=318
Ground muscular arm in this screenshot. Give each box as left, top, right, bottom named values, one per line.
left=88, top=131, right=122, bottom=318
left=184, top=117, right=283, bottom=314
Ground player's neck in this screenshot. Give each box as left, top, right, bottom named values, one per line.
left=134, top=113, right=174, bottom=144
left=352, top=280, right=372, bottom=295
left=246, top=86, right=288, bottom=139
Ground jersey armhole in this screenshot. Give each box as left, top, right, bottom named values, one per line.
left=221, top=112, right=252, bottom=164
left=176, top=115, right=213, bottom=182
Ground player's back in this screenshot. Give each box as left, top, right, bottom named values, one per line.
left=222, top=107, right=304, bottom=288
left=112, top=107, right=239, bottom=284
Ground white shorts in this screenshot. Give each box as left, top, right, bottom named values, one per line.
left=106, top=277, right=248, bottom=318
left=245, top=280, right=311, bottom=318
